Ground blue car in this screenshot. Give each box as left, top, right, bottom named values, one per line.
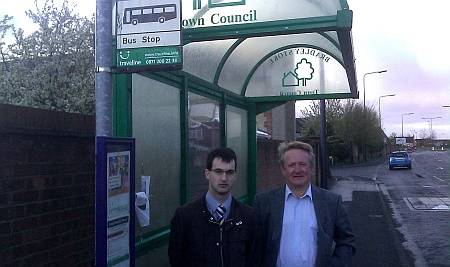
left=389, top=151, right=412, bottom=170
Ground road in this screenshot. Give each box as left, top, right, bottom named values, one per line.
left=330, top=150, right=450, bottom=267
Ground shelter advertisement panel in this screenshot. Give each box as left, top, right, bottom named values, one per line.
left=96, top=137, right=136, bottom=267
left=114, top=0, right=182, bottom=72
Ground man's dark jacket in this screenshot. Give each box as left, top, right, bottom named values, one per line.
left=168, top=194, right=258, bottom=267
left=253, top=185, right=356, bottom=267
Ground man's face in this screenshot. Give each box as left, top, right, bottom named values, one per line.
left=281, top=148, right=313, bottom=193
left=205, top=157, right=237, bottom=200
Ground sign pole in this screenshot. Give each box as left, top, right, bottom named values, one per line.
left=95, top=0, right=113, bottom=137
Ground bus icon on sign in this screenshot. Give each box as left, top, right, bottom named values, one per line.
left=123, top=4, right=177, bottom=25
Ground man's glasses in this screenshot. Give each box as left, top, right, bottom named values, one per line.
left=209, top=169, right=236, bottom=176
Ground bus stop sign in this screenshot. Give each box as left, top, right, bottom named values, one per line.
left=114, top=0, right=182, bottom=72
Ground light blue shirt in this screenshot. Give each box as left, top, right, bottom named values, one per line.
left=277, top=184, right=318, bottom=267
left=206, top=192, right=232, bottom=222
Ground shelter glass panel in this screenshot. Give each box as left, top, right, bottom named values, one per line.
left=217, top=33, right=344, bottom=96
left=183, top=39, right=236, bottom=84
left=188, top=92, right=220, bottom=201
left=132, top=74, right=181, bottom=234
left=227, top=106, right=248, bottom=198
left=245, top=46, right=350, bottom=98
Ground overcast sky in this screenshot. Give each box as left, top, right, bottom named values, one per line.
left=345, top=0, right=450, bottom=139
left=2, top=0, right=449, bottom=139
left=296, top=0, right=450, bottom=139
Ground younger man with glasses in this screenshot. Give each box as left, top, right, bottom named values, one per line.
left=168, top=148, right=259, bottom=267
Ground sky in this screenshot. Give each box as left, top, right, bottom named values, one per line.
left=295, top=0, right=450, bottom=139
left=2, top=0, right=449, bottom=139
left=343, top=0, right=450, bottom=139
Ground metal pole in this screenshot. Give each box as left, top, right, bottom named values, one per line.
left=363, top=70, right=387, bottom=115
left=378, top=94, right=395, bottom=128
left=401, top=113, right=414, bottom=137
left=422, top=117, right=441, bottom=140
left=402, top=115, right=404, bottom=137
left=95, top=0, right=113, bottom=137
left=362, top=70, right=386, bottom=161
left=320, top=99, right=327, bottom=189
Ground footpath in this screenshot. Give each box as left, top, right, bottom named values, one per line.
left=328, top=157, right=416, bottom=267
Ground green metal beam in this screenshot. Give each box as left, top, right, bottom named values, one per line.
left=336, top=9, right=358, bottom=99
left=247, top=102, right=257, bottom=206
left=246, top=93, right=354, bottom=103
left=113, top=73, right=132, bottom=137
left=183, top=15, right=340, bottom=44
left=180, top=76, right=190, bottom=205
left=220, top=92, right=227, bottom=148
left=213, top=38, right=246, bottom=85
left=135, top=226, right=170, bottom=257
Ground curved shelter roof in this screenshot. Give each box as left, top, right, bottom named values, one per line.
left=180, top=0, right=357, bottom=103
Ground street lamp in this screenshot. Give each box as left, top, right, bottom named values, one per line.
left=422, top=117, right=442, bottom=140
left=362, top=70, right=387, bottom=161
left=363, top=70, right=387, bottom=111
left=401, top=112, right=414, bottom=137
left=378, top=94, right=395, bottom=127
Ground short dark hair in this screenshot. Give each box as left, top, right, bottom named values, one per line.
left=206, top=148, right=237, bottom=170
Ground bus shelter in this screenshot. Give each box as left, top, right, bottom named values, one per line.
left=111, top=0, right=357, bottom=264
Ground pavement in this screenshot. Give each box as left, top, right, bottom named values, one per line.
left=328, top=156, right=416, bottom=267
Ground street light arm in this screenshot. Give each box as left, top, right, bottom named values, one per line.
left=378, top=94, right=396, bottom=128
left=363, top=70, right=388, bottom=111
left=401, top=112, right=414, bottom=136
left=364, top=70, right=388, bottom=77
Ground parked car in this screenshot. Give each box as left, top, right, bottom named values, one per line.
left=389, top=151, right=412, bottom=170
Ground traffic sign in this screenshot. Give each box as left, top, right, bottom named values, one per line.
left=114, top=0, right=182, bottom=72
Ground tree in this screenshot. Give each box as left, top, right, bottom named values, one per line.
left=300, top=99, right=384, bottom=162
left=0, top=0, right=95, bottom=114
left=418, top=129, right=428, bottom=139
left=300, top=99, right=343, bottom=137
left=0, top=15, right=13, bottom=70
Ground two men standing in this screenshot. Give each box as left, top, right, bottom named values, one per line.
left=169, top=142, right=355, bottom=266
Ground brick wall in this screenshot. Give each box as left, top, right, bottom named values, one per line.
left=256, top=139, right=285, bottom=192
left=0, top=104, right=299, bottom=266
left=0, top=104, right=96, bottom=266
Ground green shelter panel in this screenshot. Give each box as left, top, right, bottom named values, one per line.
left=179, top=0, right=357, bottom=101
left=182, top=0, right=344, bottom=29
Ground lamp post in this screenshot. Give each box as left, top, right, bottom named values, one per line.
left=411, top=130, right=417, bottom=145
left=378, top=94, right=395, bottom=127
left=362, top=70, right=387, bottom=161
left=422, top=117, right=442, bottom=140
left=401, top=112, right=414, bottom=137
left=363, top=70, right=387, bottom=112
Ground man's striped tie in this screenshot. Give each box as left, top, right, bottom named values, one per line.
left=216, top=205, right=226, bottom=226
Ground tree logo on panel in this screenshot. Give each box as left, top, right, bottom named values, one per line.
left=282, top=58, right=315, bottom=87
